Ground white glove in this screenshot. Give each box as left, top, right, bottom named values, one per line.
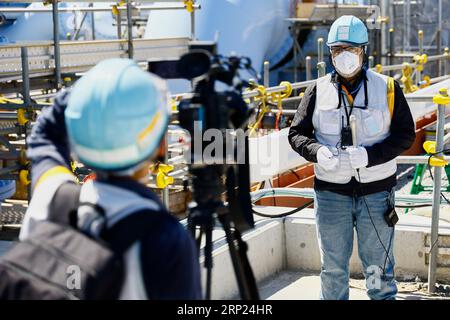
left=347, top=146, right=368, bottom=169
left=317, top=146, right=339, bottom=171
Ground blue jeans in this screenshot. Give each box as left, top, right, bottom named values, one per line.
left=314, top=189, right=397, bottom=300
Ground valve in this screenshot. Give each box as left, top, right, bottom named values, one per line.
left=152, top=163, right=174, bottom=189
left=17, top=108, right=29, bottom=126
left=401, top=63, right=418, bottom=93
left=184, top=0, right=195, bottom=13
left=419, top=75, right=431, bottom=89
left=423, top=141, right=448, bottom=167
left=19, top=170, right=31, bottom=187
left=375, top=64, right=383, bottom=74
left=413, top=54, right=428, bottom=72
left=433, top=88, right=450, bottom=106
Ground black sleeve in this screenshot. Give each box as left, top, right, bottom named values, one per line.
left=288, top=83, right=323, bottom=163
left=27, top=89, right=72, bottom=189
left=140, top=217, right=202, bottom=300
left=365, top=81, right=416, bottom=167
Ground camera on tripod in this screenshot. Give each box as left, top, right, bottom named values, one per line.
left=148, top=46, right=259, bottom=233
left=148, top=45, right=260, bottom=300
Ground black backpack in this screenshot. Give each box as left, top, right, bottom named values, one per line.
left=0, top=182, right=162, bottom=300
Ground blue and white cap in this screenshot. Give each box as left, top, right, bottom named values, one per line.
left=327, top=15, right=369, bottom=47
left=65, top=58, right=170, bottom=172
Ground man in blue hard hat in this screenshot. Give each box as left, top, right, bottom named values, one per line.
left=289, top=16, right=416, bottom=300
left=19, top=59, right=201, bottom=299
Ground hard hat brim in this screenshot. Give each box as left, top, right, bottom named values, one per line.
left=327, top=40, right=368, bottom=47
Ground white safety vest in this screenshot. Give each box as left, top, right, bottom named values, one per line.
left=20, top=173, right=155, bottom=300
left=312, top=70, right=397, bottom=184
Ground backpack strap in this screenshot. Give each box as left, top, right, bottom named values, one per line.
left=49, top=182, right=106, bottom=235
left=387, top=76, right=395, bottom=119
left=48, top=181, right=81, bottom=228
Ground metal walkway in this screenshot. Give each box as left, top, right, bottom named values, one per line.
left=0, top=37, right=190, bottom=83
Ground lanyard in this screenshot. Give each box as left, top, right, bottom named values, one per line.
left=338, top=78, right=368, bottom=126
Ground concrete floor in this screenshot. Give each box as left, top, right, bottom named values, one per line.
left=259, top=271, right=450, bottom=300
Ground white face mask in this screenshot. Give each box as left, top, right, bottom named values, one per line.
left=333, top=51, right=362, bottom=78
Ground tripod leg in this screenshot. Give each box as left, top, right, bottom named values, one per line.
left=233, top=228, right=260, bottom=299
left=219, top=215, right=260, bottom=300
left=204, top=225, right=213, bottom=300
left=187, top=215, right=196, bottom=238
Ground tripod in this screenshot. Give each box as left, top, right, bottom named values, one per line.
left=187, top=202, right=260, bottom=300
left=188, top=166, right=259, bottom=300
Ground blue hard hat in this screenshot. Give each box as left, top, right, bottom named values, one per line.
left=65, top=58, right=169, bottom=172
left=327, top=15, right=369, bottom=47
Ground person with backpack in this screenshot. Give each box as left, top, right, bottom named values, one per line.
left=1, top=58, right=201, bottom=300
left=288, top=16, right=416, bottom=300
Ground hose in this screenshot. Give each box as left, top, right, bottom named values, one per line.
left=252, top=200, right=314, bottom=218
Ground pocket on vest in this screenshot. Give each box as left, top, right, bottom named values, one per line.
left=319, top=109, right=341, bottom=136
left=361, top=109, right=385, bottom=137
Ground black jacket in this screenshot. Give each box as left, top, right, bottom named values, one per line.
left=288, top=76, right=416, bottom=196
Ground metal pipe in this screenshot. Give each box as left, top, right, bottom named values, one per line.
left=73, top=11, right=89, bottom=40
left=190, top=5, right=196, bottom=40
left=317, top=38, right=324, bottom=64
left=0, top=103, right=47, bottom=110
left=0, top=165, right=21, bottom=177
left=406, top=0, right=411, bottom=52
left=305, top=56, right=312, bottom=81
left=417, top=30, right=423, bottom=83
left=389, top=28, right=395, bottom=67
left=402, top=0, right=407, bottom=51
left=429, top=74, right=450, bottom=85
left=90, top=3, right=96, bottom=40
left=317, top=62, right=326, bottom=78
left=437, top=0, right=443, bottom=76
left=0, top=4, right=201, bottom=13
left=126, top=0, right=133, bottom=59
left=116, top=10, right=122, bottom=39
left=445, top=48, right=449, bottom=76
left=20, top=47, right=31, bottom=108
left=428, top=92, right=447, bottom=293
left=270, top=109, right=296, bottom=116
left=0, top=127, right=21, bottom=135
left=380, top=0, right=388, bottom=67
left=443, top=132, right=450, bottom=146
left=292, top=24, right=299, bottom=84
left=163, top=131, right=170, bottom=208
left=368, top=56, right=375, bottom=69
left=395, top=156, right=450, bottom=164
left=372, top=63, right=404, bottom=72
left=242, top=79, right=316, bottom=99
left=263, top=61, right=270, bottom=87
left=404, top=95, right=434, bottom=102
left=52, top=0, right=62, bottom=88
left=242, top=78, right=441, bottom=102
left=0, top=152, right=20, bottom=161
